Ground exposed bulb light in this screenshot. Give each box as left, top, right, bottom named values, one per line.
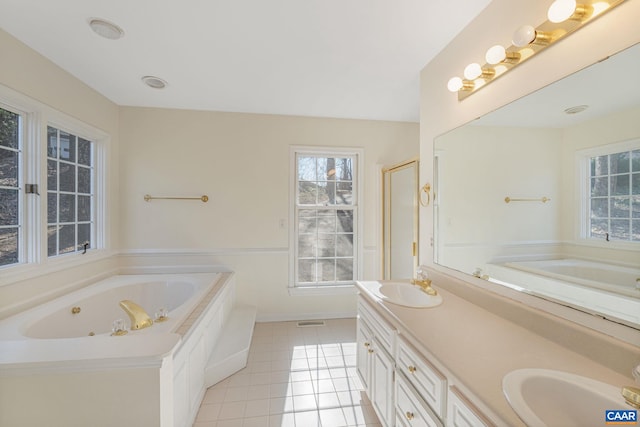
left=548, top=0, right=577, bottom=22
left=447, top=77, right=463, bottom=92
left=464, top=63, right=482, bottom=80
left=141, top=76, right=168, bottom=89
left=485, top=45, right=506, bottom=65
left=512, top=25, right=552, bottom=47
left=88, top=18, right=124, bottom=40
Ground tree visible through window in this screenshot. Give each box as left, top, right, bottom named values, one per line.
left=0, top=107, right=21, bottom=266
left=589, top=148, right=640, bottom=242
left=47, top=126, right=94, bottom=257
left=295, top=152, right=358, bottom=286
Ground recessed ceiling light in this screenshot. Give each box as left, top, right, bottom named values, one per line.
left=141, top=76, right=168, bottom=89
left=564, top=105, right=589, bottom=115
left=88, top=18, right=124, bottom=40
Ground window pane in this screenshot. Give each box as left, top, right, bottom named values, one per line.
left=610, top=219, right=630, bottom=240
left=47, top=159, right=57, bottom=190
left=611, top=152, right=630, bottom=174
left=77, top=223, right=90, bottom=250
left=632, top=150, right=640, bottom=172
left=47, top=225, right=58, bottom=256
left=590, top=219, right=608, bottom=239
left=590, top=155, right=608, bottom=176
left=47, top=126, right=58, bottom=158
left=337, top=210, right=353, bottom=232
left=59, top=131, right=75, bottom=162
left=336, top=234, right=353, bottom=257
left=59, top=163, right=76, bottom=192
left=590, top=198, right=608, bottom=218
left=317, top=212, right=336, bottom=233
left=0, top=189, right=18, bottom=225
left=298, top=214, right=316, bottom=233
left=318, top=259, right=335, bottom=282
left=633, top=196, right=640, bottom=219
left=298, top=181, right=317, bottom=204
left=298, top=234, right=316, bottom=257
left=59, top=194, right=75, bottom=223
left=336, top=259, right=354, bottom=281
left=58, top=224, right=75, bottom=254
left=610, top=197, right=630, bottom=219
left=298, top=259, right=315, bottom=282
left=633, top=220, right=640, bottom=241
left=334, top=158, right=353, bottom=181
left=0, top=148, right=18, bottom=187
left=47, top=193, right=57, bottom=223
left=77, top=195, right=91, bottom=222
left=317, top=234, right=336, bottom=257
left=590, top=177, right=608, bottom=197
left=335, top=181, right=353, bottom=205
left=298, top=157, right=316, bottom=181
left=0, top=108, right=20, bottom=149
left=0, top=227, right=18, bottom=266
left=78, top=138, right=91, bottom=166
left=78, top=167, right=91, bottom=194
left=633, top=173, right=640, bottom=195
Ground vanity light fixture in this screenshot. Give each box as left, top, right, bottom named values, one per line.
left=88, top=18, right=124, bottom=40
left=447, top=0, right=626, bottom=100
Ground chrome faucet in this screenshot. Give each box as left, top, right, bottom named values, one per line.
left=119, top=300, right=153, bottom=330
left=411, top=265, right=438, bottom=296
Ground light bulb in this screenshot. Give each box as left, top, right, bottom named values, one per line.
left=447, top=77, right=463, bottom=92
left=512, top=25, right=536, bottom=47
left=548, top=0, right=577, bottom=23
left=463, top=63, right=482, bottom=80
left=485, top=45, right=507, bottom=65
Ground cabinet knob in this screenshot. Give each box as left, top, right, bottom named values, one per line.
left=363, top=342, right=370, bottom=347
left=368, top=349, right=374, bottom=354
left=408, top=365, right=417, bottom=374
left=405, top=411, right=415, bottom=420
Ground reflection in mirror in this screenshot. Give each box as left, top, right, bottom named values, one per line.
left=434, top=43, right=640, bottom=328
left=382, top=159, right=419, bottom=280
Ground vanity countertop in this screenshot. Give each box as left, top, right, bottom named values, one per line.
left=356, top=277, right=639, bottom=427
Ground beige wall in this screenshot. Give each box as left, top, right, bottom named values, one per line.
left=118, top=108, right=418, bottom=320
left=0, top=29, right=120, bottom=317
left=420, top=0, right=640, bottom=265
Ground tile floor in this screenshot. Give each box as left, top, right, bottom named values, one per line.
left=193, top=318, right=382, bottom=427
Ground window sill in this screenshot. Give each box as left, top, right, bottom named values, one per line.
left=288, top=284, right=358, bottom=296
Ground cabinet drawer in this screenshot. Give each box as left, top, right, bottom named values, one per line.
left=396, top=372, right=443, bottom=427
left=358, top=298, right=395, bottom=354
left=397, top=337, right=446, bottom=419
left=447, top=386, right=494, bottom=427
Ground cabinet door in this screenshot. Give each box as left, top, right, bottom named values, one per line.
left=356, top=316, right=373, bottom=392
left=371, top=340, right=395, bottom=427
left=447, top=386, right=492, bottom=427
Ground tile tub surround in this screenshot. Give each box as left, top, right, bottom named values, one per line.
left=355, top=278, right=640, bottom=427
left=193, top=318, right=382, bottom=427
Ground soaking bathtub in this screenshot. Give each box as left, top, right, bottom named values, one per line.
left=0, top=271, right=253, bottom=427
left=487, top=259, right=640, bottom=326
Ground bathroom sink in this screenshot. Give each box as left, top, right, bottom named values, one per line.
left=503, top=369, right=628, bottom=427
left=377, top=282, right=443, bottom=308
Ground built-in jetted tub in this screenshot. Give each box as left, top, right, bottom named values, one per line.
left=0, top=272, right=256, bottom=427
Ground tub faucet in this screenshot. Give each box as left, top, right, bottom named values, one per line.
left=622, top=364, right=640, bottom=409
left=119, top=300, right=153, bottom=330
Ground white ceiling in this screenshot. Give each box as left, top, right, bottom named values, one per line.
left=0, top=0, right=493, bottom=123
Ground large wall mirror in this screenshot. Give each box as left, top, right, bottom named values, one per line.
left=434, top=43, right=640, bottom=329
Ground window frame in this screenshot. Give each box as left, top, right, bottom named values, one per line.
left=577, top=138, right=639, bottom=247
left=0, top=83, right=110, bottom=285
left=289, top=146, right=363, bottom=295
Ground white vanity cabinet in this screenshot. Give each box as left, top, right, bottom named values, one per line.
left=357, top=298, right=396, bottom=427
left=447, top=386, right=493, bottom=427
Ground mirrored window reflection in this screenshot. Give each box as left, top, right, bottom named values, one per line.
left=47, top=126, right=94, bottom=257
left=589, top=149, right=640, bottom=241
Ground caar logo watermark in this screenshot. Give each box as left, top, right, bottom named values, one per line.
left=606, top=410, right=638, bottom=425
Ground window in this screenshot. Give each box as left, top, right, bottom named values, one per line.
left=0, top=85, right=106, bottom=274
left=47, top=126, right=94, bottom=257
left=291, top=147, right=362, bottom=289
left=0, top=106, right=22, bottom=267
left=587, top=143, right=640, bottom=242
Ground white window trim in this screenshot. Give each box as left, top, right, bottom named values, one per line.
left=0, top=83, right=111, bottom=287
left=288, top=145, right=364, bottom=295
left=576, top=137, right=639, bottom=249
